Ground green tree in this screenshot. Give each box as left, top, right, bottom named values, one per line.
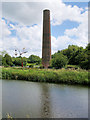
left=51, top=53, right=68, bottom=69
left=61, top=45, right=79, bottom=59
left=22, top=57, right=28, bottom=66
left=79, top=43, right=90, bottom=69
left=13, top=57, right=22, bottom=66
left=0, top=55, right=2, bottom=66
left=28, top=55, right=41, bottom=64
left=69, top=47, right=84, bottom=65
left=2, top=54, right=13, bottom=66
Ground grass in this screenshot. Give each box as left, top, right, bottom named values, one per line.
left=1, top=67, right=89, bottom=85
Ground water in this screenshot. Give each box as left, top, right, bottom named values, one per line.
left=1, top=79, right=88, bottom=118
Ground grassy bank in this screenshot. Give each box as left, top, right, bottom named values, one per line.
left=1, top=67, right=89, bottom=85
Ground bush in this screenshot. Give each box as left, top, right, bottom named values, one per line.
left=51, top=53, right=68, bottom=69
left=80, top=60, right=90, bottom=70
left=2, top=67, right=88, bottom=85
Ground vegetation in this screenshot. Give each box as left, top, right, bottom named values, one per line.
left=51, top=43, right=90, bottom=70
left=0, top=55, right=2, bottom=66
left=1, top=67, right=88, bottom=85
left=0, top=43, right=90, bottom=70
left=28, top=55, right=41, bottom=64
left=1, top=53, right=41, bottom=67
left=0, top=44, right=89, bottom=85
left=50, top=53, right=68, bottom=69
left=2, top=54, right=13, bottom=67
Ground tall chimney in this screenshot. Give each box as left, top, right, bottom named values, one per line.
left=42, top=9, right=51, bottom=68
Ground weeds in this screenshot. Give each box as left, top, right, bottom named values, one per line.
left=1, top=67, right=88, bottom=85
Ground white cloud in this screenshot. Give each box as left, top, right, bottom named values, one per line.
left=2, top=2, right=49, bottom=25
left=1, top=0, right=88, bottom=57
left=2, top=19, right=11, bottom=37
left=2, top=0, right=88, bottom=26
left=64, top=11, right=88, bottom=47
left=51, top=35, right=72, bottom=54
left=2, top=22, right=42, bottom=57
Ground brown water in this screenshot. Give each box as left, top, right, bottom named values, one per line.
left=1, top=79, right=88, bottom=118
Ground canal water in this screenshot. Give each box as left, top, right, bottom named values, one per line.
left=0, top=79, right=88, bottom=118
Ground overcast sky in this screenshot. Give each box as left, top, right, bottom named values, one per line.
left=0, top=0, right=88, bottom=57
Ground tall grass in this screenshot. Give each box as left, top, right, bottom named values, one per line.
left=1, top=67, right=89, bottom=85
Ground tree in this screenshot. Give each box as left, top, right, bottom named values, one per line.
left=0, top=55, right=2, bottom=66
left=61, top=45, right=79, bottom=59
left=28, top=55, right=41, bottom=64
left=69, top=47, right=85, bottom=65
left=51, top=53, right=68, bottom=69
left=13, top=57, right=22, bottom=66
left=79, top=43, right=90, bottom=69
left=2, top=54, right=13, bottom=66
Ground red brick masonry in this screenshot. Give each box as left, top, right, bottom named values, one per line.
left=42, top=9, right=51, bottom=68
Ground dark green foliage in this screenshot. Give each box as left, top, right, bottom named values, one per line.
left=2, top=54, right=13, bottom=66
left=79, top=44, right=90, bottom=69
left=51, top=53, right=68, bottom=69
left=69, top=47, right=85, bottom=65
left=0, top=55, right=2, bottom=66
left=80, top=60, right=89, bottom=70
left=22, top=57, right=27, bottom=66
left=13, top=58, right=22, bottom=66
left=28, top=55, right=41, bottom=64
left=52, top=44, right=90, bottom=70
left=61, top=45, right=79, bottom=59
left=12, top=57, right=27, bottom=66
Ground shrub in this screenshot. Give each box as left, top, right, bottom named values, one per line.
left=2, top=67, right=88, bottom=85
left=51, top=53, right=68, bottom=69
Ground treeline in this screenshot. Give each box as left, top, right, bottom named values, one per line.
left=0, top=53, right=41, bottom=68
left=0, top=43, right=90, bottom=70
left=51, top=43, right=90, bottom=70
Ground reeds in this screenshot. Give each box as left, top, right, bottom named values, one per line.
left=1, top=67, right=88, bottom=85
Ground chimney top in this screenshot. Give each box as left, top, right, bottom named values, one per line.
left=43, top=9, right=50, bottom=12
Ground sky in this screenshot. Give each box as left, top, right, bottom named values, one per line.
left=0, top=0, right=89, bottom=57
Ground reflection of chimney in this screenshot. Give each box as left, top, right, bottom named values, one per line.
left=42, top=9, right=51, bottom=68
left=41, top=84, right=51, bottom=118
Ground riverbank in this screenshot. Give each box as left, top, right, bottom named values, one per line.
left=1, top=67, right=89, bottom=85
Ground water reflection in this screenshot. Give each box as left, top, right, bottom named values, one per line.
left=1, top=80, right=88, bottom=118
left=2, top=80, right=42, bottom=118
left=41, top=84, right=51, bottom=118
